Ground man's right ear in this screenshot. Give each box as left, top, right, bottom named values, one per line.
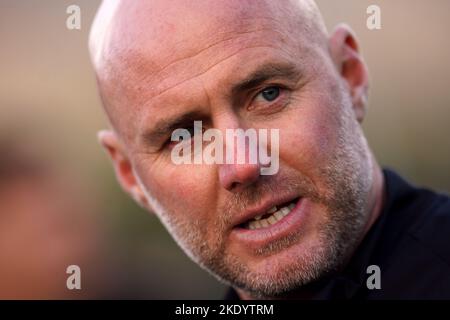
left=97, top=130, right=149, bottom=209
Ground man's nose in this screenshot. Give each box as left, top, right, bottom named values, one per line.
left=214, top=113, right=262, bottom=191
left=217, top=132, right=262, bottom=191
left=218, top=162, right=261, bottom=192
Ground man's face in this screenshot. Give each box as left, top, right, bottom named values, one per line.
left=94, top=1, right=373, bottom=297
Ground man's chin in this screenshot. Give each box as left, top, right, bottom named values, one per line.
left=220, top=236, right=333, bottom=298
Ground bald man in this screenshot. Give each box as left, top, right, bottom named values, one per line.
left=89, top=0, right=450, bottom=299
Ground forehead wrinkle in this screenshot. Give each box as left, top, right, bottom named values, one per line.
left=136, top=29, right=306, bottom=112
left=140, top=44, right=295, bottom=110
left=151, top=25, right=288, bottom=83
left=97, top=6, right=284, bottom=77
left=117, top=22, right=294, bottom=102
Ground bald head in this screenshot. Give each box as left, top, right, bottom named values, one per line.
left=89, top=0, right=328, bottom=139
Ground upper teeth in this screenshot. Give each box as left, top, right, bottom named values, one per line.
left=267, top=206, right=277, bottom=214
left=247, top=202, right=296, bottom=230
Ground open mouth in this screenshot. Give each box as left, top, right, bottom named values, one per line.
left=240, top=197, right=300, bottom=230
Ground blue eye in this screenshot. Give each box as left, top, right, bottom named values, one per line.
left=260, top=86, right=280, bottom=102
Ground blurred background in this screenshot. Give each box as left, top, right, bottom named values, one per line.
left=0, top=0, right=449, bottom=299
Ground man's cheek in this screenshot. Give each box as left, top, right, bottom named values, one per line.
left=281, top=120, right=334, bottom=174
left=149, top=165, right=215, bottom=215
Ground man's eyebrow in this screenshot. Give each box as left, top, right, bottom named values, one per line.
left=231, top=62, right=302, bottom=96
left=141, top=111, right=205, bottom=146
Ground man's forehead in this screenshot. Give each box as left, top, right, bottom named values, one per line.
left=90, top=0, right=322, bottom=75
left=94, top=2, right=294, bottom=69
left=89, top=0, right=326, bottom=137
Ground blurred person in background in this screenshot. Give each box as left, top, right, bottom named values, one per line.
left=0, top=133, right=111, bottom=299
left=89, top=0, right=450, bottom=299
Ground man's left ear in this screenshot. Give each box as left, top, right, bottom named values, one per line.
left=329, top=23, right=369, bottom=123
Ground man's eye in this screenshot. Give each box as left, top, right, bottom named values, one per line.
left=258, top=86, right=280, bottom=102
left=184, top=126, right=196, bottom=137
left=248, top=85, right=287, bottom=112
left=165, top=126, right=204, bottom=149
